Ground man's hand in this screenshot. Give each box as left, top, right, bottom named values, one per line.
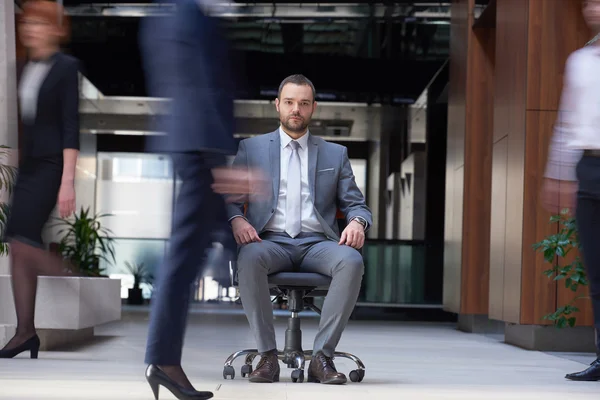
left=339, top=220, right=365, bottom=249
left=231, top=217, right=262, bottom=245
left=540, top=178, right=578, bottom=214
left=57, top=182, right=76, bottom=218
left=211, top=167, right=269, bottom=202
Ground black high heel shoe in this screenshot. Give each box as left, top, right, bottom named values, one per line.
left=145, top=364, right=213, bottom=400
left=0, top=334, right=40, bottom=359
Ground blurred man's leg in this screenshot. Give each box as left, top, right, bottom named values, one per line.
left=566, top=156, right=600, bottom=381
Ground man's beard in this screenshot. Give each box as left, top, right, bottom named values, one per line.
left=281, top=115, right=310, bottom=133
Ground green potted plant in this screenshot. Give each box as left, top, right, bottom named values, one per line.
left=532, top=209, right=589, bottom=328
left=0, top=145, right=18, bottom=256
left=54, top=207, right=115, bottom=277
left=122, top=261, right=153, bottom=305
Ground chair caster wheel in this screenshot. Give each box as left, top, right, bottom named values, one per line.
left=349, top=369, right=364, bottom=383
left=291, top=369, right=304, bottom=383
left=241, top=364, right=253, bottom=378
left=223, top=365, right=235, bottom=380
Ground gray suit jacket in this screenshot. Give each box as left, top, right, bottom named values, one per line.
left=227, top=130, right=372, bottom=240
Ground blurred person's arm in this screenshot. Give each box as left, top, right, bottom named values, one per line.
left=544, top=53, right=588, bottom=182
left=541, top=52, right=590, bottom=212
left=216, top=140, right=263, bottom=244
left=58, top=59, right=81, bottom=218
left=223, top=140, right=249, bottom=222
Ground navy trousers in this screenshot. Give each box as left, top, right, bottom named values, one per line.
left=575, top=155, right=600, bottom=357
left=145, top=152, right=226, bottom=365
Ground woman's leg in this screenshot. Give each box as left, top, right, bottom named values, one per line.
left=1, top=240, right=75, bottom=351
left=1, top=241, right=37, bottom=350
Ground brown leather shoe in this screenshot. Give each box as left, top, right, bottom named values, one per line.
left=307, top=351, right=347, bottom=384
left=248, top=350, right=280, bottom=383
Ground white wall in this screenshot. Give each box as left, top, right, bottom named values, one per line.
left=0, top=0, right=18, bottom=274
left=399, top=151, right=426, bottom=240
left=95, top=152, right=173, bottom=239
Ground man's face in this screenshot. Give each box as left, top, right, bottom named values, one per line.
left=275, top=83, right=317, bottom=135
left=584, top=0, right=600, bottom=32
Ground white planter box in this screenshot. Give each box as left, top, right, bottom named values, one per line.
left=0, top=275, right=121, bottom=330
left=0, top=324, right=16, bottom=348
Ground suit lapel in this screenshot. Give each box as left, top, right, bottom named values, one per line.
left=269, top=131, right=280, bottom=202
left=308, top=134, right=318, bottom=199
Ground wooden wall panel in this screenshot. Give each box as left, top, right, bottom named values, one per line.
left=526, top=0, right=592, bottom=111
left=491, top=0, right=529, bottom=323
left=450, top=0, right=595, bottom=326
left=518, top=0, right=594, bottom=326
left=460, top=26, right=495, bottom=315
left=520, top=111, right=558, bottom=325
left=443, top=0, right=471, bottom=313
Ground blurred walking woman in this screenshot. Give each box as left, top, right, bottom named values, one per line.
left=0, top=0, right=79, bottom=358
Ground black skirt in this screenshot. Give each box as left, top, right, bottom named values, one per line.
left=4, top=156, right=63, bottom=248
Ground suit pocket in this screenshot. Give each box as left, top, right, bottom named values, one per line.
left=317, top=168, right=335, bottom=174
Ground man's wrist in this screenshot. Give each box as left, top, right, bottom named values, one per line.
left=228, top=215, right=247, bottom=225
left=350, top=217, right=368, bottom=231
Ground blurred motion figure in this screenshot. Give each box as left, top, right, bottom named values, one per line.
left=139, top=0, right=265, bottom=399
left=0, top=0, right=80, bottom=359
left=541, top=0, right=600, bottom=382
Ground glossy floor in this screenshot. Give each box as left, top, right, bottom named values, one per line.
left=0, top=305, right=598, bottom=399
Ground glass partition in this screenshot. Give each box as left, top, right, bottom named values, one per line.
left=359, top=240, right=428, bottom=305
left=102, top=238, right=168, bottom=299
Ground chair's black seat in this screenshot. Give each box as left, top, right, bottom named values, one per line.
left=268, top=272, right=331, bottom=288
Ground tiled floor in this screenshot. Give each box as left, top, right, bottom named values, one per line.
left=0, top=304, right=598, bottom=399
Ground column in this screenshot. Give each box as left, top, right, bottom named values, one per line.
left=443, top=0, right=496, bottom=332
left=0, top=0, right=18, bottom=275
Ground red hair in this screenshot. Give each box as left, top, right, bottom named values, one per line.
left=20, top=0, right=71, bottom=43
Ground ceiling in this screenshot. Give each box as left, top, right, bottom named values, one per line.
left=18, top=2, right=464, bottom=102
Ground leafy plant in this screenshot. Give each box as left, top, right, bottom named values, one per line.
left=54, top=207, right=115, bottom=277
left=0, top=145, right=18, bottom=256
left=121, top=261, right=154, bottom=289
left=532, top=209, right=588, bottom=328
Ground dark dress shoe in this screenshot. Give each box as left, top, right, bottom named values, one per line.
left=565, top=358, right=600, bottom=381
left=307, top=351, right=347, bottom=384
left=145, top=365, right=213, bottom=400
left=248, top=350, right=280, bottom=383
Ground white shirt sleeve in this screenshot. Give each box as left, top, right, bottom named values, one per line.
left=544, top=52, right=587, bottom=181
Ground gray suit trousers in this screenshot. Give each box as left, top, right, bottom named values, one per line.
left=237, top=232, right=364, bottom=357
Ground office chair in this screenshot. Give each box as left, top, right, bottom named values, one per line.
left=222, top=218, right=366, bottom=383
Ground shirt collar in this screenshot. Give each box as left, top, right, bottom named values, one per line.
left=279, top=127, right=310, bottom=150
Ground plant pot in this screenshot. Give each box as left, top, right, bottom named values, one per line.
left=128, top=287, right=144, bottom=305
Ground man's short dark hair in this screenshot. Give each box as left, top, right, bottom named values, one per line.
left=277, top=74, right=316, bottom=101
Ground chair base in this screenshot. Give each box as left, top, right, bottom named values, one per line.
left=223, top=349, right=366, bottom=383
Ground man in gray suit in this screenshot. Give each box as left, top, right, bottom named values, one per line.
left=227, top=74, right=372, bottom=385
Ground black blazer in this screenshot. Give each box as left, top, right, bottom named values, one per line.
left=18, top=52, right=80, bottom=160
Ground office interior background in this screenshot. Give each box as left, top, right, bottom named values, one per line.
left=2, top=0, right=600, bottom=354
left=34, top=0, right=453, bottom=312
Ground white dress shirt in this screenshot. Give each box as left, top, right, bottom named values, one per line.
left=18, top=60, right=53, bottom=124
left=545, top=45, right=600, bottom=182
left=264, top=128, right=324, bottom=234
